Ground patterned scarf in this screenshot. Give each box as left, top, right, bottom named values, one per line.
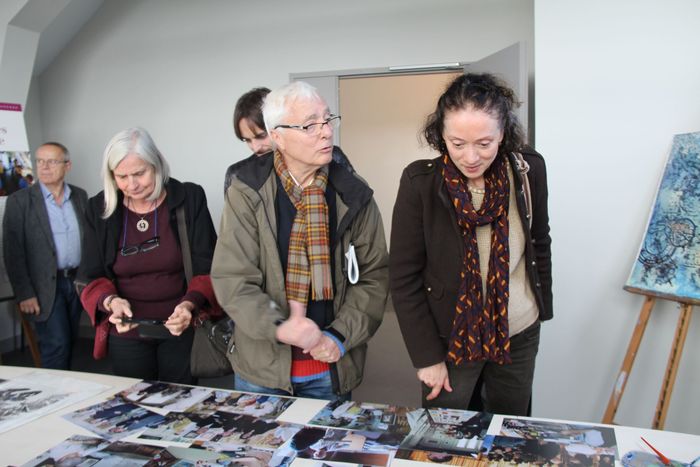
left=442, top=153, right=512, bottom=365
left=274, top=151, right=334, bottom=305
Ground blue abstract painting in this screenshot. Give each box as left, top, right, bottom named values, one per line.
left=626, top=131, right=700, bottom=303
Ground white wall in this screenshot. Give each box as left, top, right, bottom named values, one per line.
left=535, top=0, right=700, bottom=434
left=22, top=0, right=700, bottom=435
left=37, top=0, right=533, bottom=224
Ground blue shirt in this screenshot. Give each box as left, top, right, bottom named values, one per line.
left=39, top=182, right=81, bottom=269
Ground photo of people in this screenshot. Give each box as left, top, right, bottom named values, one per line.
left=20, top=435, right=109, bottom=467
left=63, top=396, right=165, bottom=440
left=273, top=426, right=397, bottom=467
left=308, top=400, right=413, bottom=435
left=21, top=435, right=171, bottom=466
left=499, top=418, right=617, bottom=458
left=483, top=435, right=616, bottom=466
left=187, top=390, right=295, bottom=420
left=0, top=151, right=33, bottom=196
left=398, top=409, right=492, bottom=458
left=0, top=372, right=107, bottom=434
left=119, top=380, right=213, bottom=412
left=138, top=411, right=302, bottom=452
left=395, top=447, right=487, bottom=466
left=146, top=445, right=273, bottom=467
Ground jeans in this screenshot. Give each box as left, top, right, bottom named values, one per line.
left=234, top=372, right=350, bottom=402
left=33, top=276, right=82, bottom=370
left=423, top=320, right=541, bottom=416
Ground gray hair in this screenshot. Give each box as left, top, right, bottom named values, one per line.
left=101, top=127, right=170, bottom=218
left=262, top=81, right=326, bottom=138
left=40, top=142, right=70, bottom=161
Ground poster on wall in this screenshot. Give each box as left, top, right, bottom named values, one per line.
left=0, top=102, right=33, bottom=300
left=625, top=131, right=700, bottom=303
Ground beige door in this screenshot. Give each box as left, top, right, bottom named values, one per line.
left=338, top=72, right=461, bottom=245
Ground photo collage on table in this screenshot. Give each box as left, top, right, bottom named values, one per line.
left=21, top=378, right=619, bottom=466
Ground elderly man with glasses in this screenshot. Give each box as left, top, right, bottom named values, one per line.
left=212, top=81, right=389, bottom=401
left=225, top=86, right=355, bottom=194
left=3, top=142, right=88, bottom=369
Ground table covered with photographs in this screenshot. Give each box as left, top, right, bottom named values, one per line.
left=0, top=365, right=698, bottom=466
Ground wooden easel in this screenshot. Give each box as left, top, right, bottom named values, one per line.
left=602, top=292, right=693, bottom=429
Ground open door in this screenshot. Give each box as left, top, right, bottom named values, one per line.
left=292, top=41, right=529, bottom=141
left=290, top=42, right=530, bottom=242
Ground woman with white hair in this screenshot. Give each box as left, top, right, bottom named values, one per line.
left=77, top=127, right=219, bottom=383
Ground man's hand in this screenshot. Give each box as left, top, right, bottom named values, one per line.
left=307, top=334, right=341, bottom=363
left=417, top=361, right=452, bottom=401
left=166, top=301, right=194, bottom=336
left=275, top=315, right=322, bottom=350
left=19, top=297, right=40, bottom=315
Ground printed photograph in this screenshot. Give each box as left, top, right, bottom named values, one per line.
left=187, top=390, right=295, bottom=420
left=308, top=400, right=414, bottom=435
left=145, top=445, right=274, bottom=467
left=0, top=372, right=107, bottom=434
left=20, top=435, right=110, bottom=467
left=499, top=418, right=617, bottom=457
left=0, top=151, right=33, bottom=196
left=273, top=426, right=397, bottom=467
left=483, top=435, right=616, bottom=466
left=63, top=396, right=166, bottom=440
left=397, top=409, right=492, bottom=458
left=119, top=380, right=212, bottom=412
left=138, top=411, right=302, bottom=452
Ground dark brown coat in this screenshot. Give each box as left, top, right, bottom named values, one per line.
left=389, top=148, right=552, bottom=369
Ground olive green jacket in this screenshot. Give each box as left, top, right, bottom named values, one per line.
left=212, top=153, right=389, bottom=394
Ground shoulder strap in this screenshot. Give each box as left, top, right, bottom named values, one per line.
left=512, top=152, right=533, bottom=229
left=176, top=205, right=193, bottom=284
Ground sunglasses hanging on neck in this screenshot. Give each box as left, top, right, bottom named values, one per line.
left=121, top=199, right=160, bottom=256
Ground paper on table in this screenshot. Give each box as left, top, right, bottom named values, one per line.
left=0, top=371, right=109, bottom=434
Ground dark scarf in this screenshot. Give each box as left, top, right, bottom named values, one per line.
left=441, top=153, right=512, bottom=364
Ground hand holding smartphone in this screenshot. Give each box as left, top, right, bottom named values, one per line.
left=119, top=317, right=173, bottom=339
left=119, top=317, right=166, bottom=325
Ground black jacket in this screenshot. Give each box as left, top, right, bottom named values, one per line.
left=77, top=178, right=217, bottom=286
left=389, top=147, right=552, bottom=369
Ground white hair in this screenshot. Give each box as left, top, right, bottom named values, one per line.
left=262, top=81, right=326, bottom=136
left=101, top=127, right=170, bottom=218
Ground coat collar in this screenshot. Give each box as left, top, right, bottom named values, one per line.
left=233, top=148, right=373, bottom=211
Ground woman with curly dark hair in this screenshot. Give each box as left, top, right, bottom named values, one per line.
left=390, top=73, right=552, bottom=414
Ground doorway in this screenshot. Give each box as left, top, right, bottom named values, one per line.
left=338, top=72, right=461, bottom=242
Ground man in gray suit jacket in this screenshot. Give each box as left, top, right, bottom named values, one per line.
left=3, top=142, right=88, bottom=369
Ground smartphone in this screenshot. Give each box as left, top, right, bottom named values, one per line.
left=120, top=317, right=166, bottom=325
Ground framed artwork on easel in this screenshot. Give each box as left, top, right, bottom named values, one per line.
left=604, top=131, right=700, bottom=429
left=625, top=131, right=700, bottom=303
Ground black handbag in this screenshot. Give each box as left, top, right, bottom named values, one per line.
left=176, top=206, right=234, bottom=378
left=190, top=314, right=235, bottom=378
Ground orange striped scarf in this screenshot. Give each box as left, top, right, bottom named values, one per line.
left=274, top=151, right=334, bottom=305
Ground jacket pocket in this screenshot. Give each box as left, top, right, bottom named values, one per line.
left=424, top=274, right=444, bottom=300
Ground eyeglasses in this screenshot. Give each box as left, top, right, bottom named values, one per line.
left=274, top=115, right=341, bottom=137
left=36, top=159, right=68, bottom=167
left=120, top=236, right=160, bottom=256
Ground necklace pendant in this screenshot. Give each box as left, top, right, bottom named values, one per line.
left=136, top=219, right=149, bottom=232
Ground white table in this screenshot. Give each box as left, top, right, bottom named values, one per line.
left=1, top=365, right=698, bottom=466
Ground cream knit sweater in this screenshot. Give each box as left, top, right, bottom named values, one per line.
left=469, top=164, right=538, bottom=337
